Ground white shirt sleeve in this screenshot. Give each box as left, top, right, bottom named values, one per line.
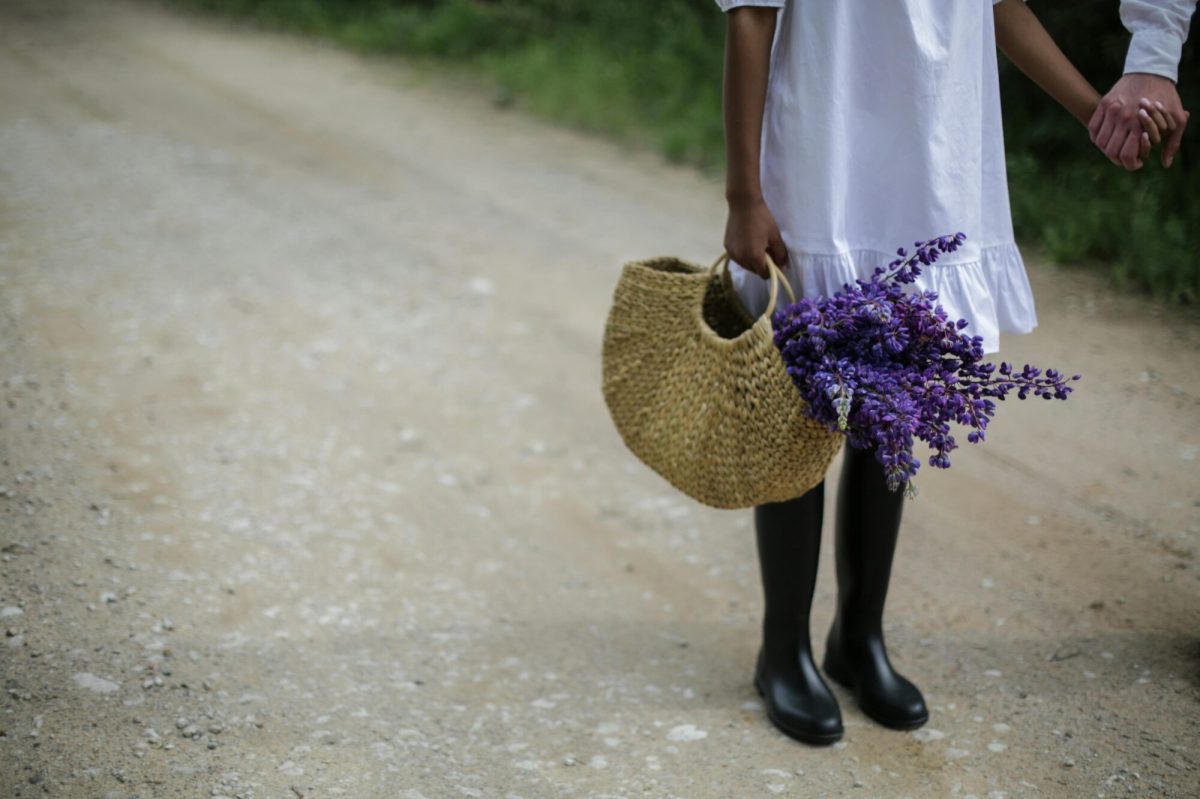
left=1120, top=0, right=1197, bottom=82
left=714, top=1, right=785, bottom=12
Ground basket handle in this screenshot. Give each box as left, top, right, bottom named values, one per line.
left=708, top=252, right=797, bottom=316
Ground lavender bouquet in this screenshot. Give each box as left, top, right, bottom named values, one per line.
left=772, top=233, right=1080, bottom=498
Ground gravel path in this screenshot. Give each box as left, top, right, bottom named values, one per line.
left=1, top=1, right=1198, bottom=797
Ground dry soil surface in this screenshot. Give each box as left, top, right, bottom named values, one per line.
left=1, top=1, right=1198, bottom=797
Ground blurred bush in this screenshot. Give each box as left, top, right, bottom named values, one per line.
left=169, top=0, right=1197, bottom=305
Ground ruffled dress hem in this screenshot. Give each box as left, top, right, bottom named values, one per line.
left=728, top=242, right=1038, bottom=356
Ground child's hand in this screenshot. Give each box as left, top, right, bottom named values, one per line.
left=723, top=198, right=789, bottom=280
left=1091, top=74, right=1190, bottom=169
left=1091, top=96, right=1171, bottom=170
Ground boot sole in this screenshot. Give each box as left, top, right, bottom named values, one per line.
left=822, top=657, right=930, bottom=731
left=753, top=674, right=844, bottom=746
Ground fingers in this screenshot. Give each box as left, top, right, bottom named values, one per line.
left=1115, top=128, right=1143, bottom=170
left=1162, top=108, right=1189, bottom=168
left=1138, top=108, right=1162, bottom=146
left=729, top=249, right=768, bottom=279
left=1093, top=98, right=1148, bottom=170
left=724, top=217, right=769, bottom=279
left=731, top=245, right=769, bottom=279
left=1093, top=100, right=1120, bottom=155
left=767, top=234, right=789, bottom=273
left=1139, top=98, right=1172, bottom=140
left=1133, top=96, right=1186, bottom=169
left=730, top=245, right=786, bottom=280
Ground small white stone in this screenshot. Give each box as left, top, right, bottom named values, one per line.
left=0, top=606, right=23, bottom=618
left=666, top=724, right=707, bottom=742
left=588, top=755, right=608, bottom=769
left=984, top=669, right=1003, bottom=678
left=912, top=728, right=946, bottom=742
left=945, top=747, right=971, bottom=759
left=73, top=672, right=120, bottom=694
left=988, top=741, right=1008, bottom=752
left=992, top=722, right=1011, bottom=734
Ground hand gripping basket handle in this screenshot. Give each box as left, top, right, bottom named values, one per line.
left=707, top=251, right=797, bottom=317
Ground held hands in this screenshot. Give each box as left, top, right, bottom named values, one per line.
left=1089, top=73, right=1190, bottom=170
left=723, top=196, right=789, bottom=279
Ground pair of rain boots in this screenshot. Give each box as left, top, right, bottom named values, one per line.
left=752, top=443, right=929, bottom=745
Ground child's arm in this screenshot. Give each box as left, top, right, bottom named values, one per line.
left=722, top=5, right=787, bottom=278
left=993, top=1, right=1168, bottom=168
left=993, top=0, right=1104, bottom=127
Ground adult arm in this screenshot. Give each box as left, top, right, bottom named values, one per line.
left=717, top=1, right=787, bottom=278
left=1122, top=0, right=1196, bottom=81
left=1091, top=0, right=1195, bottom=168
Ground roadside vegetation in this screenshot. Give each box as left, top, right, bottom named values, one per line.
left=165, top=0, right=1199, bottom=306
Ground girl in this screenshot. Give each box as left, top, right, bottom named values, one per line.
left=716, top=0, right=1168, bottom=745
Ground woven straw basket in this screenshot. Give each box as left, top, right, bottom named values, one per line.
left=601, top=252, right=844, bottom=509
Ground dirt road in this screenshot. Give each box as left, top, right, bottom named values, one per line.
left=1, top=1, right=1198, bottom=796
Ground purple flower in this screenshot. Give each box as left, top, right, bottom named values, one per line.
left=772, top=233, right=1081, bottom=496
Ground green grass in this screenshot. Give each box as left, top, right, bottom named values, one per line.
left=163, top=0, right=1198, bottom=308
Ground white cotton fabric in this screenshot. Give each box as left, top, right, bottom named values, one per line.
left=716, top=0, right=1036, bottom=355
left=1120, top=0, right=1197, bottom=81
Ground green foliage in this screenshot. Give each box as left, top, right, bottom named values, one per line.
left=996, top=4, right=1198, bottom=305
left=168, top=0, right=1198, bottom=305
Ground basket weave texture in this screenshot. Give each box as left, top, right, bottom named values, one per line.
left=601, top=253, right=844, bottom=509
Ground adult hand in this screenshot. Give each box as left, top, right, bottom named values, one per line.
left=1089, top=72, right=1189, bottom=169
left=723, top=197, right=789, bottom=279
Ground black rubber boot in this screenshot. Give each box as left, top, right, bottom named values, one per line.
left=752, top=480, right=844, bottom=745
left=821, top=443, right=929, bottom=730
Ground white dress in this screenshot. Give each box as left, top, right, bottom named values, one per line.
left=717, top=0, right=1036, bottom=355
